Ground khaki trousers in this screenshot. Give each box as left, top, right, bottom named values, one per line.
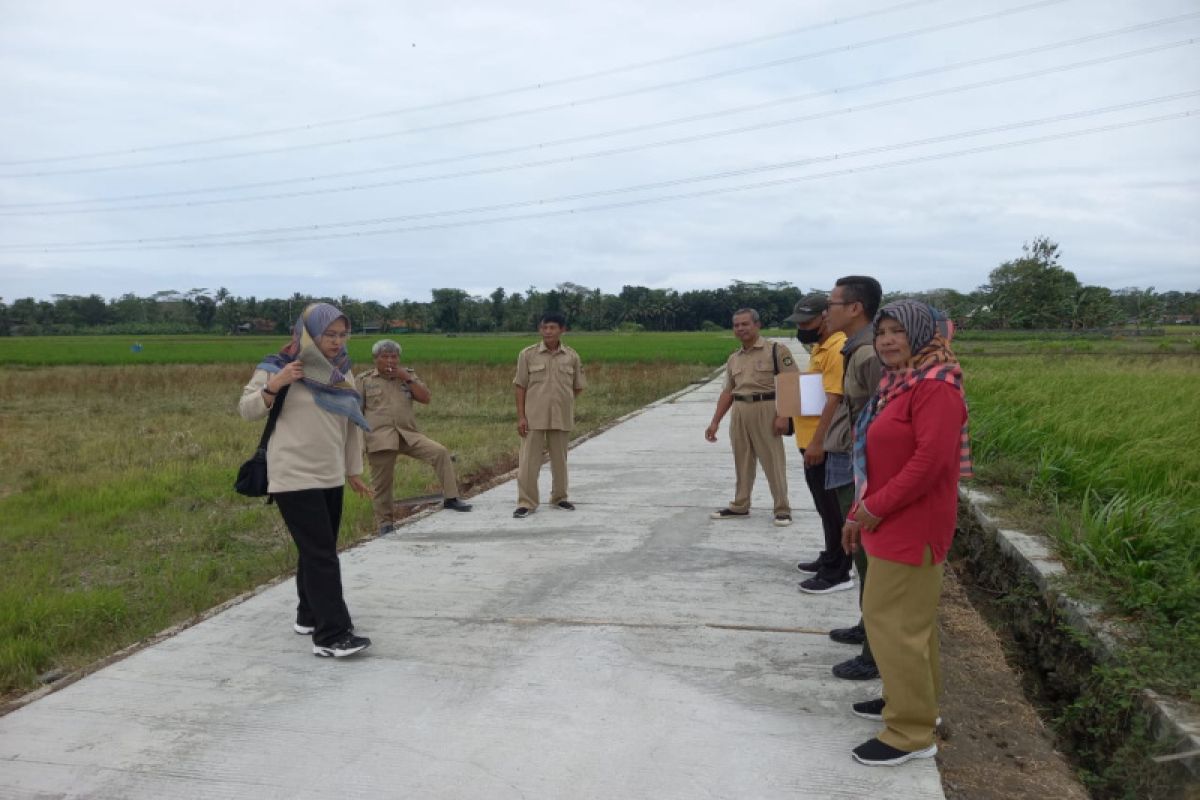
left=517, top=429, right=569, bottom=510
left=368, top=432, right=460, bottom=525
left=862, top=547, right=943, bottom=752
left=728, top=400, right=790, bottom=514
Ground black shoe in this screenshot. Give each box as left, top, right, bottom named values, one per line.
left=851, top=737, right=937, bottom=766
left=833, top=655, right=880, bottom=680
left=796, top=557, right=822, bottom=574
left=312, top=633, right=371, bottom=658
left=444, top=498, right=473, bottom=512
left=852, top=697, right=885, bottom=721
left=378, top=522, right=395, bottom=536
left=798, top=575, right=856, bottom=595
left=554, top=500, right=575, bottom=511
left=851, top=698, right=942, bottom=727
left=829, top=623, right=866, bottom=645
left=710, top=508, right=750, bottom=520
left=513, top=507, right=531, bottom=519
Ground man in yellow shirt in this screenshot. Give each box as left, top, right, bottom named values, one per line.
left=785, top=295, right=854, bottom=594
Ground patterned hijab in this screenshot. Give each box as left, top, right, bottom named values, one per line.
left=257, top=302, right=370, bottom=431
left=851, top=300, right=972, bottom=504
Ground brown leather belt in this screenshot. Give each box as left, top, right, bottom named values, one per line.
left=733, top=392, right=776, bottom=402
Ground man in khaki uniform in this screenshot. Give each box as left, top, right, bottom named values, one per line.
left=356, top=339, right=471, bottom=535
left=513, top=312, right=585, bottom=518
left=705, top=307, right=799, bottom=527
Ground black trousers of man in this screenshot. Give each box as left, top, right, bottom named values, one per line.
left=801, top=450, right=853, bottom=583
left=274, top=487, right=353, bottom=647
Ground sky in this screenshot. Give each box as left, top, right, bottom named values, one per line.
left=1, top=0, right=1197, bottom=304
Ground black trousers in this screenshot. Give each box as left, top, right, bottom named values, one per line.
left=801, top=450, right=853, bottom=583
left=274, top=487, right=353, bottom=647
left=836, top=482, right=875, bottom=665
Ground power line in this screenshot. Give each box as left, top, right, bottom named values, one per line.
left=4, top=38, right=1190, bottom=217
left=7, top=15, right=1195, bottom=212
left=0, top=0, right=1069, bottom=179
left=13, top=110, right=1194, bottom=253
left=0, top=0, right=948, bottom=166
left=5, top=92, right=1194, bottom=253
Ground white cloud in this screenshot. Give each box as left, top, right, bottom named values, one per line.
left=1, top=0, right=1197, bottom=303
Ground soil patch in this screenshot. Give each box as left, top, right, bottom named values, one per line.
left=937, top=563, right=1089, bottom=800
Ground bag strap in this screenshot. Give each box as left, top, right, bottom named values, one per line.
left=256, top=384, right=289, bottom=451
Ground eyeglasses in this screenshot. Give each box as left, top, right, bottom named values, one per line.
left=320, top=331, right=350, bottom=341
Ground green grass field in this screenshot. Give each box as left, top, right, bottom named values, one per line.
left=0, top=357, right=714, bottom=697
left=961, top=352, right=1199, bottom=700
left=2, top=331, right=1196, bottom=705
left=0, top=331, right=739, bottom=366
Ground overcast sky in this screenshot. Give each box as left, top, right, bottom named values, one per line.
left=1, top=0, right=1197, bottom=304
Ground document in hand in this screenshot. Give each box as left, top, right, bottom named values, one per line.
left=777, top=372, right=828, bottom=417
left=799, top=373, right=826, bottom=416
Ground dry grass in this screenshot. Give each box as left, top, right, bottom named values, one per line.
left=0, top=361, right=713, bottom=697
left=937, top=568, right=1089, bottom=800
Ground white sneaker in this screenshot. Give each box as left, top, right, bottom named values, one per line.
left=773, top=513, right=793, bottom=527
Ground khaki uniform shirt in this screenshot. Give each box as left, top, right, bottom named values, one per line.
left=722, top=337, right=799, bottom=395
left=824, top=325, right=884, bottom=453
left=355, top=367, right=428, bottom=453
left=514, top=342, right=586, bottom=431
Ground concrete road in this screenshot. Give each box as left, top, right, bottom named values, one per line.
left=0, top=361, right=944, bottom=799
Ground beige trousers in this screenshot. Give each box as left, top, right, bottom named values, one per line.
left=728, top=400, right=790, bottom=514
left=517, top=429, right=569, bottom=510
left=863, top=546, right=944, bottom=752
left=368, top=432, right=460, bottom=525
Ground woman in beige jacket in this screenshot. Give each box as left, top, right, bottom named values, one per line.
left=239, top=303, right=373, bottom=659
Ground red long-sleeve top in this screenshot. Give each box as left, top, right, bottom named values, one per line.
left=855, top=380, right=967, bottom=566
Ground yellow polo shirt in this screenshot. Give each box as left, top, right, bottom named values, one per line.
left=793, top=331, right=846, bottom=449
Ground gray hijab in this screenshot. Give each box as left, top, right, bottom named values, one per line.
left=874, top=299, right=937, bottom=355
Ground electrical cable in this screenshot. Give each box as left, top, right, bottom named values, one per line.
left=17, top=109, right=1192, bottom=253
left=3, top=38, right=1190, bottom=216
left=0, top=0, right=948, bottom=166
left=0, top=0, right=1069, bottom=179
left=4, top=93, right=1193, bottom=253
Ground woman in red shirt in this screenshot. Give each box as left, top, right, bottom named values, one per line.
left=842, top=299, right=972, bottom=767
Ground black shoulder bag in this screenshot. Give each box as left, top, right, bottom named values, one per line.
left=771, top=343, right=795, bottom=437
left=234, top=385, right=289, bottom=501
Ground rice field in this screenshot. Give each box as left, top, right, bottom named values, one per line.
left=961, top=352, right=1200, bottom=699
left=0, top=331, right=738, bottom=366
left=0, top=358, right=714, bottom=697
left=2, top=331, right=1196, bottom=703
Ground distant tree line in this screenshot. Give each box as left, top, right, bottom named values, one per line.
left=1, top=239, right=1195, bottom=336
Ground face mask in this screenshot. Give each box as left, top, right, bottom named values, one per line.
left=796, top=328, right=821, bottom=344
